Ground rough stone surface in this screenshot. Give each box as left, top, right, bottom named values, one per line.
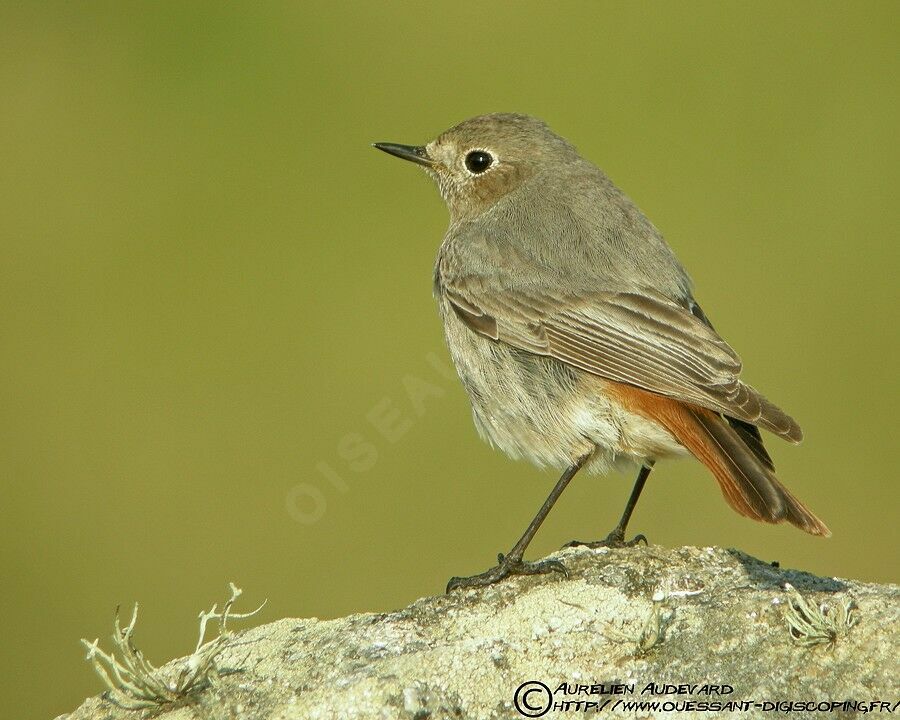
left=62, top=545, right=898, bottom=719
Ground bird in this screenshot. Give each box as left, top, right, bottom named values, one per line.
left=373, top=113, right=829, bottom=592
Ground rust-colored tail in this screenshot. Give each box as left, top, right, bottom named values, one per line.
left=612, top=384, right=830, bottom=536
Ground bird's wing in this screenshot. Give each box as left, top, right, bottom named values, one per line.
left=443, top=278, right=802, bottom=442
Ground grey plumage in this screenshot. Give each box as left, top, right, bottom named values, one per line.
left=374, top=113, right=828, bottom=590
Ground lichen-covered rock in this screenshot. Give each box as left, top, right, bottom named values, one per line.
left=61, top=546, right=899, bottom=720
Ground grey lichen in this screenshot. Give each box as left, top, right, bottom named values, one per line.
left=81, top=582, right=266, bottom=711
left=783, top=582, right=858, bottom=648
left=606, top=577, right=704, bottom=655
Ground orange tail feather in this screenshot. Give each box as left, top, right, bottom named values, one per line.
left=610, top=383, right=830, bottom=537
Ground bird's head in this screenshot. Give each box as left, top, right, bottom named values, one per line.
left=374, top=113, right=578, bottom=221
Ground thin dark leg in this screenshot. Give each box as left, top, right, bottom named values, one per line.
left=446, top=452, right=592, bottom=592
left=566, top=462, right=654, bottom=549
left=611, top=462, right=652, bottom=540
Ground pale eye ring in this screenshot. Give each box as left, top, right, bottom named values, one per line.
left=464, top=150, right=493, bottom=174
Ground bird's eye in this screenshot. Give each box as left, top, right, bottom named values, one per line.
left=464, top=150, right=493, bottom=174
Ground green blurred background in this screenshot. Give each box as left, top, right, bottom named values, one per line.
left=1, top=2, right=897, bottom=717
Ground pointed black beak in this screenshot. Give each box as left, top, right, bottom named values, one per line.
left=372, top=142, right=434, bottom=167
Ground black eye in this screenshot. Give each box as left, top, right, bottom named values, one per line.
left=464, top=150, right=493, bottom=174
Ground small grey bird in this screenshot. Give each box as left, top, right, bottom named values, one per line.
left=374, top=113, right=829, bottom=592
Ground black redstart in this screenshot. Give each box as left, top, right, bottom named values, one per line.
left=374, top=113, right=828, bottom=592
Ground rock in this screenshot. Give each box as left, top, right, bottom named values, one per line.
left=61, top=545, right=899, bottom=719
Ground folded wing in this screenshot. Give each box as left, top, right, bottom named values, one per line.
left=443, top=280, right=802, bottom=442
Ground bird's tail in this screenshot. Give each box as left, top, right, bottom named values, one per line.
left=611, top=384, right=830, bottom=536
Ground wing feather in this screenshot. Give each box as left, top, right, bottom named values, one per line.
left=445, top=280, right=802, bottom=442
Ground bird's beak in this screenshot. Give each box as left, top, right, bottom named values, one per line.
left=372, top=142, right=434, bottom=167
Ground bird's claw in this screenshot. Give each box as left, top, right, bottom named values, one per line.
left=564, top=530, right=647, bottom=550
left=446, top=554, right=568, bottom=592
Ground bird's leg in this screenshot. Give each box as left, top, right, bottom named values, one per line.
left=566, top=462, right=653, bottom=549
left=446, top=453, right=591, bottom=592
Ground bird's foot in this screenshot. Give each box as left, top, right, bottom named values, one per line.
left=446, top=552, right=567, bottom=593
left=564, top=528, right=647, bottom=550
